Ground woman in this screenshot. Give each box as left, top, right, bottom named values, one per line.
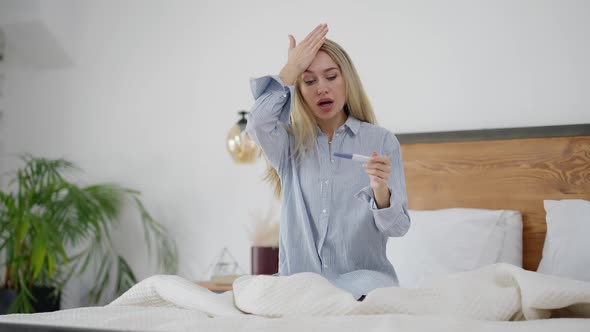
left=246, top=23, right=411, bottom=300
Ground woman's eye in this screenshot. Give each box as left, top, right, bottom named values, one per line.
left=304, top=80, right=316, bottom=85
left=327, top=75, right=337, bottom=81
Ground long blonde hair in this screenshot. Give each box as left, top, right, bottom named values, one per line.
left=264, top=39, right=376, bottom=197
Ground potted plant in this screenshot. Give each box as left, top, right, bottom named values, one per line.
left=0, top=155, right=177, bottom=313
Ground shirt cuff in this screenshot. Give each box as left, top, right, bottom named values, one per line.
left=249, top=75, right=294, bottom=125
left=355, top=185, right=409, bottom=236
left=355, top=185, right=398, bottom=210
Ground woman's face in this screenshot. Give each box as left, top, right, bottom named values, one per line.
left=299, top=51, right=347, bottom=124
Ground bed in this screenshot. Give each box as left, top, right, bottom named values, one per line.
left=1, top=124, right=589, bottom=332
left=399, top=123, right=590, bottom=271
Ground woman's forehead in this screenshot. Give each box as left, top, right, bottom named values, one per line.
left=305, top=51, right=339, bottom=74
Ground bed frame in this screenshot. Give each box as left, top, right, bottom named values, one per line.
left=397, top=124, right=590, bottom=271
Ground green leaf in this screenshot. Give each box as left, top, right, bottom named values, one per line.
left=88, top=254, right=112, bottom=303
left=115, top=256, right=137, bottom=295
left=30, top=224, right=48, bottom=279
left=8, top=289, right=34, bottom=314
left=14, top=214, right=31, bottom=247
left=46, top=252, right=55, bottom=277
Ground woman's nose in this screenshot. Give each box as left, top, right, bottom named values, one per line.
left=317, top=82, right=328, bottom=95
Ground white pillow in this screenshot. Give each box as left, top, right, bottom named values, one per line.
left=387, top=208, right=522, bottom=288
left=537, top=199, right=590, bottom=281
left=497, top=211, right=523, bottom=266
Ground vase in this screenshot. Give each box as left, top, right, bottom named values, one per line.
left=251, top=246, right=278, bottom=275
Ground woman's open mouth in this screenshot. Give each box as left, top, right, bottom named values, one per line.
left=317, top=98, right=334, bottom=112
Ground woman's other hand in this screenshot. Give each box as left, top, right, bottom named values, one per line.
left=279, top=23, right=328, bottom=85
left=363, top=152, right=391, bottom=209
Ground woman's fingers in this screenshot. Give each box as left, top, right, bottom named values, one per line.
left=300, top=24, right=320, bottom=44
left=365, top=168, right=390, bottom=180
left=288, top=35, right=296, bottom=49
left=364, top=153, right=391, bottom=174
left=302, top=24, right=328, bottom=51
left=310, top=34, right=327, bottom=53
left=364, top=162, right=390, bottom=174
left=302, top=23, right=326, bottom=45
left=364, top=163, right=389, bottom=176
left=365, top=151, right=390, bottom=188
left=370, top=154, right=390, bottom=164
left=364, top=152, right=391, bottom=181
left=312, top=25, right=329, bottom=47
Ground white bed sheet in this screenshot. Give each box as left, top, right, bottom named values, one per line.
left=1, top=306, right=589, bottom=332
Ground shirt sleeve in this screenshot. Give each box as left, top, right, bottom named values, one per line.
left=245, top=75, right=294, bottom=172
left=354, top=133, right=411, bottom=237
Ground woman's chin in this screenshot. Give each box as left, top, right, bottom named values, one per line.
left=313, top=108, right=342, bottom=121
left=315, top=113, right=333, bottom=120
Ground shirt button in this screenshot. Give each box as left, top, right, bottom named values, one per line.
left=282, top=93, right=287, bottom=98
left=324, top=264, right=328, bottom=268
left=324, top=180, right=329, bottom=184
left=323, top=209, right=327, bottom=213
left=331, top=159, right=334, bottom=163
left=336, top=133, right=339, bottom=137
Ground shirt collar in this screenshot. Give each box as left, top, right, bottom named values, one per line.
left=315, top=115, right=362, bottom=137
left=343, top=115, right=361, bottom=136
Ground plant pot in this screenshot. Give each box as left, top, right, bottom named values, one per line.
left=0, top=288, right=17, bottom=314
left=251, top=246, right=279, bottom=275
left=0, top=287, right=60, bottom=314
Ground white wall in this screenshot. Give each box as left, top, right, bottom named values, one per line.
left=1, top=0, right=589, bottom=308
left=0, top=0, right=80, bottom=68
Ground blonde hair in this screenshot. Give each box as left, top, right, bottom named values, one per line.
left=264, top=39, right=376, bottom=197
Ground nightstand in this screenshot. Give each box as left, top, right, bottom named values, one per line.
left=195, top=281, right=233, bottom=293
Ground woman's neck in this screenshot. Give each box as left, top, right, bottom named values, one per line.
left=317, top=112, right=348, bottom=142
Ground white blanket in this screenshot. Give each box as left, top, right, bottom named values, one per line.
left=110, top=263, right=590, bottom=320
left=109, top=273, right=243, bottom=316
left=1, top=264, right=589, bottom=331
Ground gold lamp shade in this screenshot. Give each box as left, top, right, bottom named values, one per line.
left=227, top=111, right=259, bottom=163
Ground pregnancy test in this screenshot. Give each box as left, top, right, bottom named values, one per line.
left=333, top=152, right=372, bottom=163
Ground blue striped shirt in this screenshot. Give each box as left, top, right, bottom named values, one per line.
left=246, top=75, right=411, bottom=298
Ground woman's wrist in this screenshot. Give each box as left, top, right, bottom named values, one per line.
left=373, top=186, right=391, bottom=209
left=279, top=65, right=299, bottom=86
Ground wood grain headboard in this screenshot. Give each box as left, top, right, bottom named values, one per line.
left=397, top=124, right=590, bottom=271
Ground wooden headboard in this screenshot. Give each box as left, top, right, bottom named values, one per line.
left=397, top=124, right=590, bottom=271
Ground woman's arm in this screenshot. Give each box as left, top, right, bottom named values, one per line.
left=246, top=24, right=329, bottom=170
left=246, top=76, right=293, bottom=170
left=357, top=133, right=411, bottom=237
